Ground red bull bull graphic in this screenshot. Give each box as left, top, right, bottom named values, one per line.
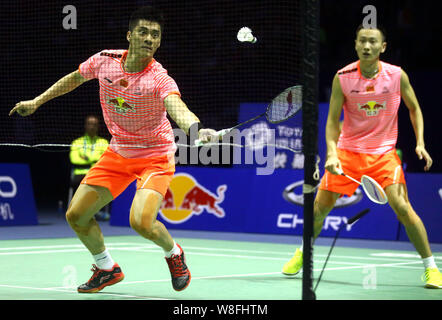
left=108, top=97, right=135, bottom=114
left=358, top=100, right=386, bottom=116
left=160, top=173, right=227, bottom=224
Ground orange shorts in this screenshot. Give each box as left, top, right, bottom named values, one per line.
left=81, top=147, right=175, bottom=199
left=319, top=148, right=405, bottom=197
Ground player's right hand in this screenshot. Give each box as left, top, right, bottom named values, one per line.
left=325, top=155, right=342, bottom=175
left=9, top=99, right=40, bottom=117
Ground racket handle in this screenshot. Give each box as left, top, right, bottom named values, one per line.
left=347, top=209, right=370, bottom=225
left=336, top=168, right=361, bottom=185
left=194, top=128, right=231, bottom=146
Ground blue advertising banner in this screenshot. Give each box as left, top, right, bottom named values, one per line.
left=0, top=163, right=38, bottom=226
left=111, top=166, right=404, bottom=240
left=110, top=102, right=442, bottom=242
left=397, top=173, right=442, bottom=243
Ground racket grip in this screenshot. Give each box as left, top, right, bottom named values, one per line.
left=194, top=128, right=231, bottom=146
left=347, top=209, right=370, bottom=225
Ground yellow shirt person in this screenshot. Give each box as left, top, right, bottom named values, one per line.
left=69, top=115, right=109, bottom=221
left=70, top=134, right=109, bottom=176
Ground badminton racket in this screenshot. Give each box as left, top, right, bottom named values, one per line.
left=194, top=85, right=302, bottom=146
left=336, top=168, right=388, bottom=205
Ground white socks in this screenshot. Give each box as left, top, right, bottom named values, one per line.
left=92, top=243, right=181, bottom=269
left=423, top=256, right=437, bottom=270
left=164, top=241, right=181, bottom=258
left=93, top=249, right=115, bottom=270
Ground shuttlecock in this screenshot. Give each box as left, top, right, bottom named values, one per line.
left=237, top=26, right=257, bottom=43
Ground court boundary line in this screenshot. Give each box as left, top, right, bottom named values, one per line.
left=0, top=242, right=439, bottom=263
left=0, top=283, right=172, bottom=300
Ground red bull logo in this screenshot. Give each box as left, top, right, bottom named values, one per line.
left=108, top=97, right=135, bottom=114
left=357, top=100, right=386, bottom=116
left=160, top=173, right=227, bottom=224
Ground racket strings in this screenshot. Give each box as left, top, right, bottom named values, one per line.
left=266, top=86, right=302, bottom=123
left=360, top=175, right=388, bottom=204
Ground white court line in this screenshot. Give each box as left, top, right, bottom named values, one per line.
left=0, top=249, right=88, bottom=256
left=0, top=243, right=153, bottom=251
left=0, top=243, right=435, bottom=267
left=105, top=247, right=373, bottom=265
left=0, top=284, right=171, bottom=300
left=107, top=242, right=441, bottom=262
left=0, top=245, right=370, bottom=265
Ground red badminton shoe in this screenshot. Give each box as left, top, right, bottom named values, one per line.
left=77, top=263, right=124, bottom=293
left=165, top=244, right=191, bottom=291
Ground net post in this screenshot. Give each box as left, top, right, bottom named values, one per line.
left=301, top=0, right=319, bottom=300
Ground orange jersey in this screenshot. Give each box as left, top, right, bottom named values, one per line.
left=79, top=50, right=180, bottom=159
left=337, top=61, right=402, bottom=154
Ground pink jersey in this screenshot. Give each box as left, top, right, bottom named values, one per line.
left=337, top=60, right=402, bottom=154
left=78, top=49, right=179, bottom=158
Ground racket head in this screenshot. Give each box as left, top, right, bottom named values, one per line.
left=266, top=85, right=302, bottom=123
left=360, top=175, right=388, bottom=205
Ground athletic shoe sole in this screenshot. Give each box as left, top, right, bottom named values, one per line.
left=78, top=273, right=125, bottom=293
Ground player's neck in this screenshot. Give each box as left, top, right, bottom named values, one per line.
left=359, top=60, right=380, bottom=79
left=124, top=51, right=153, bottom=73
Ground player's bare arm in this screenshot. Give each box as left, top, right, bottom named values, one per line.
left=9, top=70, right=89, bottom=117
left=164, top=94, right=217, bottom=142
left=400, top=69, right=433, bottom=171
left=324, top=73, right=345, bottom=174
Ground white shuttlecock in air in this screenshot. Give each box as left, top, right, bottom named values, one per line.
left=237, top=26, right=257, bottom=43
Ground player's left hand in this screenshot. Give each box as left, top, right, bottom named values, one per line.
left=198, top=128, right=219, bottom=143
left=415, top=145, right=433, bottom=171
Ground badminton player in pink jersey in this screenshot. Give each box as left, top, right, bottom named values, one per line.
left=282, top=25, right=442, bottom=288
left=10, top=6, right=218, bottom=293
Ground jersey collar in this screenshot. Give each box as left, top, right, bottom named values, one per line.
left=120, top=50, right=155, bottom=75
left=357, top=60, right=382, bottom=80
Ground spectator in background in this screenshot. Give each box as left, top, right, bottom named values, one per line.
left=69, top=115, right=109, bottom=220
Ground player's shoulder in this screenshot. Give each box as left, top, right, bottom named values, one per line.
left=337, top=61, right=359, bottom=76
left=98, top=49, right=126, bottom=59
left=380, top=61, right=401, bottom=76
left=150, top=59, right=175, bottom=82
left=149, top=58, right=168, bottom=74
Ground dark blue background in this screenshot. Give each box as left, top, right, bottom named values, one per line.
left=0, top=164, right=38, bottom=226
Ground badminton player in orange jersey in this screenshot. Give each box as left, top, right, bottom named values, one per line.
left=10, top=6, right=219, bottom=293
left=283, top=25, right=442, bottom=288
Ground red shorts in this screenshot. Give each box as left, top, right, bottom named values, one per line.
left=319, top=148, right=405, bottom=197
left=81, top=147, right=175, bottom=199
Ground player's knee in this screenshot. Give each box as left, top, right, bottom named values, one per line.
left=66, top=190, right=100, bottom=225
left=65, top=208, right=93, bottom=235
left=129, top=212, right=157, bottom=240
left=131, top=221, right=158, bottom=240
left=66, top=207, right=81, bottom=226
left=390, top=200, right=415, bottom=226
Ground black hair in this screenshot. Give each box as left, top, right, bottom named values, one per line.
left=129, top=6, right=164, bottom=32
left=356, top=23, right=387, bottom=42
left=85, top=114, right=100, bottom=122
